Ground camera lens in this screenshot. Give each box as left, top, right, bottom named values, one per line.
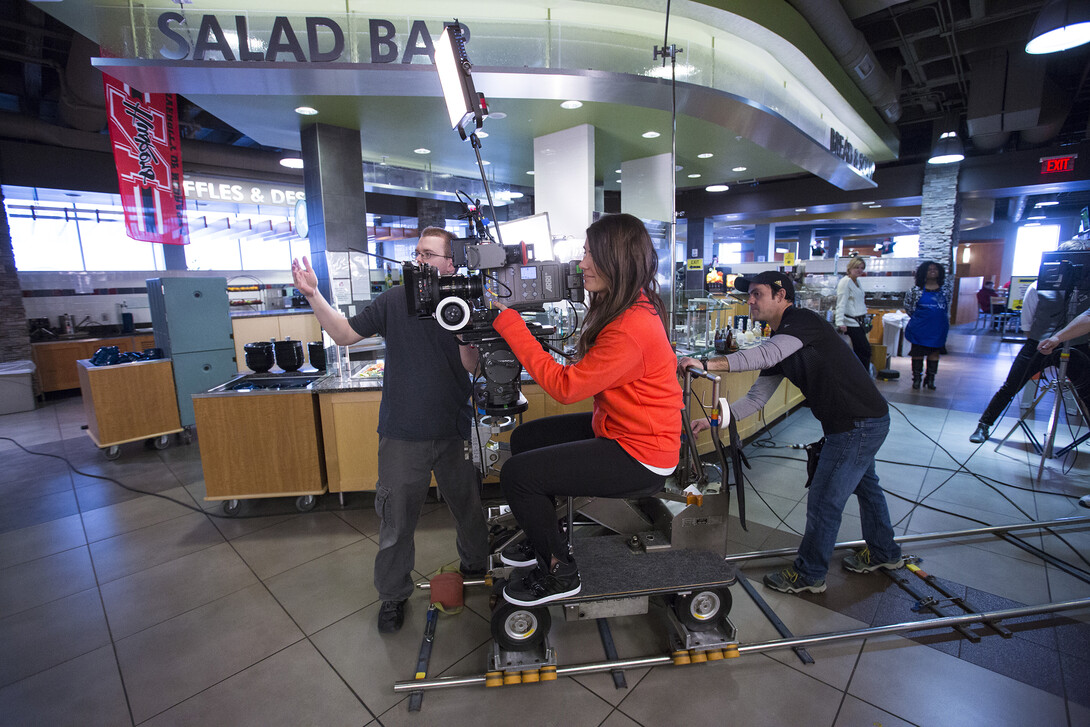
left=437, top=274, right=482, bottom=300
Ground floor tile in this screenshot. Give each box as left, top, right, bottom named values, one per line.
left=0, top=488, right=79, bottom=535
left=598, top=710, right=643, bottom=727
left=310, top=595, right=491, bottom=717
left=264, top=538, right=381, bottom=635
left=230, top=512, right=364, bottom=579
left=851, top=635, right=1072, bottom=725
left=0, top=588, right=111, bottom=687
left=139, top=640, right=371, bottom=727
left=905, top=539, right=1051, bottom=605
left=616, top=651, right=843, bottom=727
left=0, top=545, right=97, bottom=619
left=834, top=695, right=917, bottom=727
left=80, top=486, right=198, bottom=542
left=114, top=582, right=303, bottom=723
left=0, top=644, right=130, bottom=727
left=0, top=513, right=85, bottom=569
left=100, top=542, right=258, bottom=639
left=88, top=511, right=224, bottom=583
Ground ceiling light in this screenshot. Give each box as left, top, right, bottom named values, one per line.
left=1024, top=222, right=1042, bottom=227
left=615, top=169, right=622, bottom=174
left=698, top=153, right=714, bottom=159
left=1026, top=0, right=1090, bottom=54
left=486, top=111, right=507, bottom=119
left=688, top=173, right=701, bottom=178
left=928, top=131, right=965, bottom=165
left=732, top=166, right=747, bottom=172
left=795, top=208, right=807, bottom=213
left=642, top=131, right=661, bottom=139
left=616, top=179, right=622, bottom=183
left=476, top=131, right=488, bottom=138
left=294, top=106, right=318, bottom=116
left=868, top=204, right=883, bottom=208
left=706, top=184, right=729, bottom=192
left=481, top=160, right=491, bottom=165
left=526, top=171, right=535, bottom=175
left=1036, top=200, right=1060, bottom=206
left=1028, top=214, right=1047, bottom=220
left=414, top=148, right=430, bottom=154
left=279, top=157, right=304, bottom=169
left=561, top=100, right=583, bottom=109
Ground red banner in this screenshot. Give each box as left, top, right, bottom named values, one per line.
left=103, top=75, right=188, bottom=244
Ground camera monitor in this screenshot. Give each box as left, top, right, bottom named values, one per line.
left=1038, top=250, right=1090, bottom=293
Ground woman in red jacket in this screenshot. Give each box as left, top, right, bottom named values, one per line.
left=492, top=213, right=683, bottom=606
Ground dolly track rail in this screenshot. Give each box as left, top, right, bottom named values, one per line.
left=394, top=598, right=1090, bottom=692
left=722, top=516, right=1090, bottom=563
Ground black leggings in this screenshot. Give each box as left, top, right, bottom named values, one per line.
left=501, top=412, right=668, bottom=564
left=844, top=325, right=872, bottom=370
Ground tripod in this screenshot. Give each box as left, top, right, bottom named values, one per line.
left=1035, top=288, right=1089, bottom=482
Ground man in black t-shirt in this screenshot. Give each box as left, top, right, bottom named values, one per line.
left=684, top=271, right=902, bottom=595
left=292, top=228, right=488, bottom=632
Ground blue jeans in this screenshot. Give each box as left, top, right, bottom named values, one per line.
left=794, top=414, right=900, bottom=583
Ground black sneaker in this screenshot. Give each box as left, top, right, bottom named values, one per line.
left=503, top=559, right=581, bottom=606
left=499, top=540, right=538, bottom=568
left=377, top=600, right=406, bottom=633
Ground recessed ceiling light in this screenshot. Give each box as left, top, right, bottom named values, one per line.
left=279, top=158, right=304, bottom=169
left=526, top=170, right=535, bottom=175
left=698, top=152, right=714, bottom=159
left=414, top=148, right=430, bottom=154
left=861, top=201, right=874, bottom=205
left=688, top=173, right=701, bottom=178
left=476, top=131, right=489, bottom=138
left=481, top=160, right=491, bottom=165
left=616, top=179, right=622, bottom=183
left=706, top=184, right=729, bottom=192
left=486, top=111, right=507, bottom=119
left=1036, top=200, right=1059, bottom=206
left=732, top=166, right=747, bottom=172
left=795, top=208, right=807, bottom=213
left=1027, top=215, right=1047, bottom=220
left=1024, top=222, right=1042, bottom=227
left=642, top=131, right=661, bottom=139
left=294, top=106, right=318, bottom=116
left=615, top=169, right=622, bottom=174
left=868, top=204, right=882, bottom=208
left=561, top=100, right=583, bottom=109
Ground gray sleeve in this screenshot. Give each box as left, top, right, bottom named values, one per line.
left=724, top=335, right=804, bottom=371
left=729, top=374, right=783, bottom=421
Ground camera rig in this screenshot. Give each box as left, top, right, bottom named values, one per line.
left=403, top=200, right=583, bottom=416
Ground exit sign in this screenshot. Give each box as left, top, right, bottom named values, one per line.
left=1040, top=154, right=1077, bottom=174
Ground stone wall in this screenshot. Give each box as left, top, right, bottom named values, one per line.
left=0, top=193, right=32, bottom=363
left=919, top=163, right=961, bottom=273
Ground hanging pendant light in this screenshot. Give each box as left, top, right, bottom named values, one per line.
left=928, top=131, right=965, bottom=165
left=1026, top=0, right=1090, bottom=54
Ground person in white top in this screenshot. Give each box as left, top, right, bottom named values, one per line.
left=835, top=256, right=871, bottom=369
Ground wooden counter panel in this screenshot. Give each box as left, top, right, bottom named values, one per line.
left=319, top=390, right=382, bottom=492
left=194, top=393, right=324, bottom=499
left=34, top=336, right=146, bottom=392
left=77, top=359, right=182, bottom=446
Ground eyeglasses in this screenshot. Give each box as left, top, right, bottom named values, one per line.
left=414, top=250, right=452, bottom=262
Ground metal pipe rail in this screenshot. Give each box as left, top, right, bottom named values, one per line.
left=394, top=598, right=1090, bottom=692
left=722, top=516, right=1090, bottom=563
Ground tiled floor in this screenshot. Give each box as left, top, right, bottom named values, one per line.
left=1, top=324, right=1088, bottom=726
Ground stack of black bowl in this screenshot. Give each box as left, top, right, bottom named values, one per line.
left=243, top=341, right=274, bottom=373
left=274, top=338, right=304, bottom=372
left=307, top=341, right=326, bottom=371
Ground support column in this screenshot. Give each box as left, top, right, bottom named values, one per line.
left=162, top=244, right=186, bottom=271
left=919, top=163, right=961, bottom=273
left=0, top=189, right=31, bottom=361
left=753, top=224, right=774, bottom=264
left=620, top=153, right=672, bottom=223
left=534, top=124, right=594, bottom=242
left=301, top=123, right=368, bottom=314
left=685, top=217, right=714, bottom=292
left=796, top=225, right=815, bottom=260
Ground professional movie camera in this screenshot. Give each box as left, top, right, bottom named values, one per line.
left=403, top=196, right=583, bottom=416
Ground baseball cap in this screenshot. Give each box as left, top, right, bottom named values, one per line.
left=734, top=271, right=795, bottom=301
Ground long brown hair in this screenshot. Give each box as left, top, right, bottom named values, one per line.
left=576, top=213, right=668, bottom=358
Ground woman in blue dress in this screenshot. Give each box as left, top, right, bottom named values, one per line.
left=904, top=261, right=953, bottom=390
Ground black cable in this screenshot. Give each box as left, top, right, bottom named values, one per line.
left=0, top=436, right=371, bottom=520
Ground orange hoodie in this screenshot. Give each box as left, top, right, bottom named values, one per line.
left=493, top=297, right=682, bottom=468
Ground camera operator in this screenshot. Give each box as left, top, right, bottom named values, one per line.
left=681, top=271, right=902, bottom=596
left=1038, top=307, right=1090, bottom=354
left=490, top=213, right=683, bottom=607
left=291, top=227, right=488, bottom=634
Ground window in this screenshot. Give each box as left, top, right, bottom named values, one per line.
left=1012, top=224, right=1060, bottom=276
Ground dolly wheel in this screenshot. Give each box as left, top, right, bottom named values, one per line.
left=104, top=445, right=121, bottom=461
left=222, top=500, right=241, bottom=517
left=674, top=588, right=732, bottom=631
left=153, top=435, right=170, bottom=450
left=295, top=495, right=318, bottom=512
left=491, top=601, right=551, bottom=652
